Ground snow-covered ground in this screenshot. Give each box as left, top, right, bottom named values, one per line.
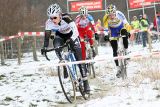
left=0, top=42, right=160, bottom=107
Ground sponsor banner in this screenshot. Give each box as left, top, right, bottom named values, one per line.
left=129, top=0, right=160, bottom=9
left=69, top=0, right=103, bottom=12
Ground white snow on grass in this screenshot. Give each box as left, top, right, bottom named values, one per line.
left=0, top=41, right=160, bottom=107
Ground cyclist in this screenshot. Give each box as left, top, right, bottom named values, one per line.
left=41, top=4, right=90, bottom=93
left=103, top=4, right=131, bottom=78
left=75, top=6, right=98, bottom=60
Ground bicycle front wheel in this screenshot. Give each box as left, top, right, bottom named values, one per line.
left=119, top=59, right=127, bottom=80
left=58, top=63, right=76, bottom=103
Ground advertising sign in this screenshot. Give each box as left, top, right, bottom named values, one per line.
left=69, top=0, right=103, bottom=12
left=129, top=0, right=160, bottom=9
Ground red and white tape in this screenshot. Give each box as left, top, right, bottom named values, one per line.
left=41, top=51, right=160, bottom=67
left=0, top=30, right=159, bottom=43
left=0, top=32, right=44, bottom=42
left=0, top=35, right=21, bottom=42
left=130, top=29, right=160, bottom=35
left=18, top=32, right=44, bottom=36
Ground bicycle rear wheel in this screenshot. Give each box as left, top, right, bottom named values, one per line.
left=58, top=62, right=76, bottom=103
left=88, top=50, right=96, bottom=78
left=119, top=59, right=127, bottom=80
left=87, top=63, right=95, bottom=78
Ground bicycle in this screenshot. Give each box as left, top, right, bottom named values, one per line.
left=117, top=34, right=128, bottom=80
left=84, top=37, right=96, bottom=78
left=43, top=43, right=90, bottom=103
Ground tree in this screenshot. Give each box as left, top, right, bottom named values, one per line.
left=0, top=0, right=26, bottom=36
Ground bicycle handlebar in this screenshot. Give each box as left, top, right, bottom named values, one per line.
left=43, top=43, right=68, bottom=61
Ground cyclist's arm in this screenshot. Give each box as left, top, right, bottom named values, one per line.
left=117, top=11, right=132, bottom=32
left=44, top=20, right=58, bottom=47
left=63, top=14, right=79, bottom=41
left=44, top=20, right=52, bottom=48
left=103, top=14, right=109, bottom=29
left=87, top=14, right=97, bottom=33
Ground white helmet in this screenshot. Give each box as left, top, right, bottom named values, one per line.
left=47, top=3, right=62, bottom=17
left=79, top=6, right=88, bottom=16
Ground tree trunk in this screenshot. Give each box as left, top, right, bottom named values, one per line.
left=17, top=38, right=21, bottom=65
left=0, top=42, right=5, bottom=65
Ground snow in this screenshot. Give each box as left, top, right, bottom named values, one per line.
left=0, top=41, right=160, bottom=107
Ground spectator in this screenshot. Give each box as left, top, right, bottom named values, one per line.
left=131, top=16, right=140, bottom=44
left=153, top=12, right=160, bottom=31
left=139, top=14, right=149, bottom=47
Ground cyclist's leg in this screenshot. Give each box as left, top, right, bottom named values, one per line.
left=79, top=31, right=86, bottom=60
left=110, top=39, right=122, bottom=77
left=110, top=40, right=118, bottom=66
left=123, top=34, right=129, bottom=54
left=53, top=35, right=64, bottom=60
left=70, top=38, right=90, bottom=93
left=120, top=28, right=129, bottom=53
left=87, top=30, right=96, bottom=57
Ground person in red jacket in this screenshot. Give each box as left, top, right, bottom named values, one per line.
left=153, top=12, right=160, bottom=31
left=75, top=6, right=98, bottom=60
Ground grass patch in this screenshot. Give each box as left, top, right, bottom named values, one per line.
left=4, top=97, right=14, bottom=101
left=134, top=57, right=160, bottom=81
left=29, top=103, right=37, bottom=107
left=0, top=75, right=6, bottom=80
left=23, top=74, right=34, bottom=77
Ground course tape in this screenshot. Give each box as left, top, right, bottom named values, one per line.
left=0, top=30, right=159, bottom=42
left=0, top=32, right=44, bottom=42
left=42, top=51, right=160, bottom=67
left=0, top=35, right=21, bottom=42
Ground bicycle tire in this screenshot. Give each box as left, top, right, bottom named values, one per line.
left=78, top=78, right=90, bottom=100
left=88, top=49, right=96, bottom=78
left=58, top=63, right=76, bottom=103
left=119, top=59, right=127, bottom=80
left=88, top=63, right=95, bottom=78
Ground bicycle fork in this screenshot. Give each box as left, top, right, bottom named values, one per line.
left=66, top=53, right=79, bottom=84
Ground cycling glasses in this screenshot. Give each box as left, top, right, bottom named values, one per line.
left=50, top=17, right=58, bottom=20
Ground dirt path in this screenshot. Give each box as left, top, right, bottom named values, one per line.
left=54, top=75, right=113, bottom=107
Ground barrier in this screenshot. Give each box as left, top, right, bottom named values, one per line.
left=40, top=51, right=160, bottom=67
left=18, top=32, right=44, bottom=36
left=0, top=32, right=44, bottom=43
left=0, top=31, right=160, bottom=66
left=0, top=30, right=159, bottom=43
left=0, top=35, right=21, bottom=42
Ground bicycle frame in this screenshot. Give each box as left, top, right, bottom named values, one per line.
left=64, top=51, right=78, bottom=82
left=43, top=44, right=90, bottom=102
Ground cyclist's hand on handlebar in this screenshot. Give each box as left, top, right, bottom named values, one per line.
left=104, top=35, right=109, bottom=41
left=94, top=33, right=99, bottom=40
left=41, top=47, right=47, bottom=55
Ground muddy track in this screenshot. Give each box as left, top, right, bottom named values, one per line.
left=54, top=76, right=113, bottom=107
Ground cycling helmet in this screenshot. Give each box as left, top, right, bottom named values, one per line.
left=47, top=3, right=62, bottom=17
left=106, top=4, right=117, bottom=15
left=79, top=6, right=88, bottom=16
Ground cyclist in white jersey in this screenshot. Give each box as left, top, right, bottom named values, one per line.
left=41, top=3, right=90, bottom=93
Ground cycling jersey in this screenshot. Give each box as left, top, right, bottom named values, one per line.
left=45, top=13, right=79, bottom=41
left=103, top=11, right=130, bottom=37
left=103, top=11, right=128, bottom=28
left=75, top=14, right=96, bottom=33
